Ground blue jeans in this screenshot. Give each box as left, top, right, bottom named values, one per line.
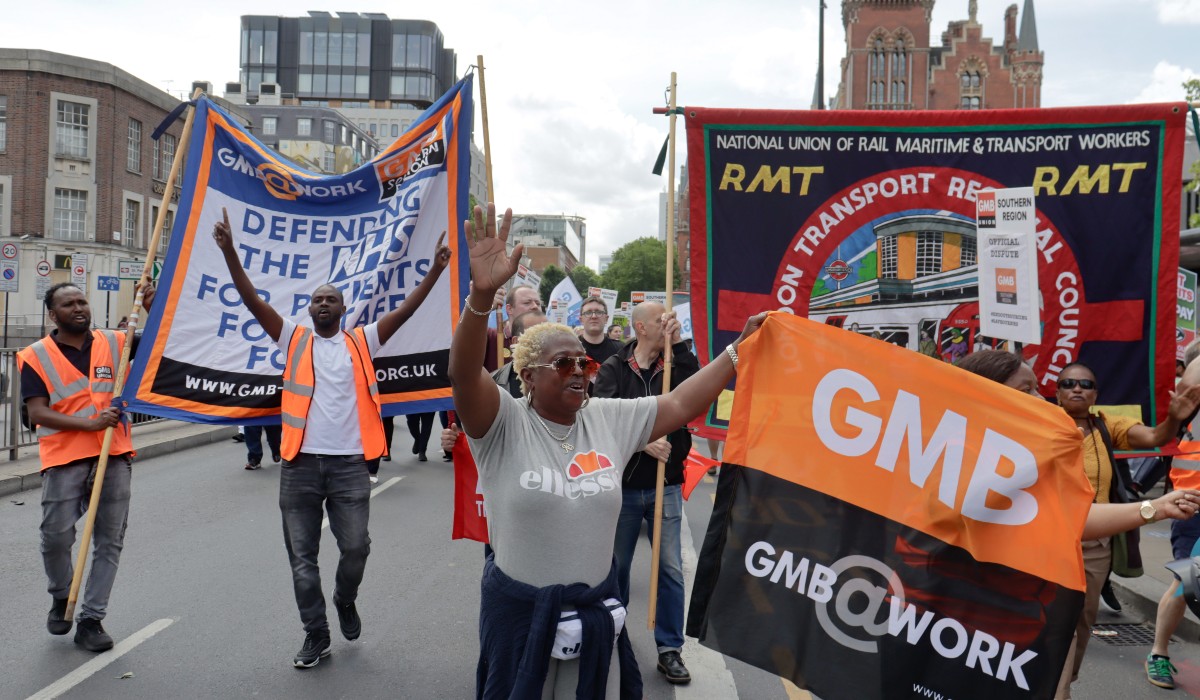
left=244, top=424, right=281, bottom=465
left=41, top=456, right=133, bottom=621
left=279, top=453, right=371, bottom=634
left=613, top=483, right=684, bottom=652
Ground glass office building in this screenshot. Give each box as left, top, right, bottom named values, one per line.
left=240, top=12, right=456, bottom=109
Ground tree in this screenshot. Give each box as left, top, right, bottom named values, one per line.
left=539, top=264, right=565, bottom=307
left=569, top=265, right=602, bottom=296
left=1187, top=79, right=1200, bottom=228
left=601, top=237, right=681, bottom=304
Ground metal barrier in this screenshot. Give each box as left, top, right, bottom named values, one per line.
left=1, top=347, right=164, bottom=460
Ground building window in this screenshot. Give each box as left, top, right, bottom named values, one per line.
left=152, top=205, right=175, bottom=248
left=153, top=134, right=176, bottom=181
left=55, top=100, right=90, bottom=158
left=297, top=118, right=312, bottom=136
left=391, top=123, right=399, bottom=138
left=323, top=148, right=335, bottom=173
left=960, top=235, right=977, bottom=267
left=127, top=119, right=142, bottom=173
left=0, top=183, right=4, bottom=235
left=52, top=188, right=87, bottom=241
left=262, top=117, right=277, bottom=136
left=879, top=236, right=898, bottom=278
left=916, top=231, right=943, bottom=277
left=124, top=199, right=141, bottom=248
left=323, top=120, right=336, bottom=143
left=960, top=67, right=984, bottom=110
left=0, top=96, right=6, bottom=151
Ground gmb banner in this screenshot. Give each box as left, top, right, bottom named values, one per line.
left=124, top=78, right=473, bottom=423
left=694, top=314, right=1091, bottom=699
left=687, top=104, right=1184, bottom=436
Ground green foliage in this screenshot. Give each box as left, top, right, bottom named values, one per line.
left=601, top=237, right=681, bottom=303
left=539, top=265, right=566, bottom=307
left=858, top=250, right=878, bottom=282
left=569, top=265, right=602, bottom=296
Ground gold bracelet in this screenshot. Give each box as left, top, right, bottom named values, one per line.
left=462, top=296, right=493, bottom=317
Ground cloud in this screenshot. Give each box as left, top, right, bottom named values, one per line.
left=1128, top=60, right=1199, bottom=103
left=1156, top=0, right=1200, bottom=23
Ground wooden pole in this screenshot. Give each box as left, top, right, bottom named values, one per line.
left=648, top=72, right=678, bottom=631
left=64, top=88, right=203, bottom=620
left=476, top=55, right=505, bottom=365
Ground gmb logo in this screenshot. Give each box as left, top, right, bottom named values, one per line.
left=256, top=162, right=303, bottom=201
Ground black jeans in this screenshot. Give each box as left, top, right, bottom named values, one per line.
left=245, top=424, right=281, bottom=465
left=278, top=453, right=371, bottom=633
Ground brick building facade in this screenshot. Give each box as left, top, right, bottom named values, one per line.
left=835, top=0, right=1043, bottom=111
left=0, top=50, right=186, bottom=342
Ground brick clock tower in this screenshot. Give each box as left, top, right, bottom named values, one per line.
left=835, top=0, right=1043, bottom=110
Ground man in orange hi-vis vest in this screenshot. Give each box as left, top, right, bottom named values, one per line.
left=18, top=281, right=153, bottom=653
left=213, top=208, right=451, bottom=669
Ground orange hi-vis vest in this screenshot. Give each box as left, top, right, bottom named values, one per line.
left=1172, top=441, right=1200, bottom=491
left=279, top=325, right=386, bottom=461
left=16, top=330, right=133, bottom=470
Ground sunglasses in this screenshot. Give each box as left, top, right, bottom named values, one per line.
left=529, top=356, right=601, bottom=377
left=1057, top=378, right=1097, bottom=391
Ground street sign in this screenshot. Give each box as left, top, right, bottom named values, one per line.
left=119, top=259, right=161, bottom=280
left=1, top=242, right=17, bottom=259
left=36, top=260, right=51, bottom=276
left=0, top=260, right=17, bottom=293
left=97, top=275, right=120, bottom=292
left=70, top=254, right=87, bottom=287
left=35, top=260, right=52, bottom=299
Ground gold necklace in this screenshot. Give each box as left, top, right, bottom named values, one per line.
left=529, top=405, right=576, bottom=452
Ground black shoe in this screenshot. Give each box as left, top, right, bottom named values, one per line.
left=272, top=451, right=281, bottom=463
left=293, top=631, right=331, bottom=668
left=232, top=434, right=245, bottom=443
left=74, top=618, right=114, bottom=652
left=334, top=598, right=361, bottom=641
left=47, top=598, right=71, bottom=635
left=443, top=452, right=453, bottom=462
left=1100, top=580, right=1122, bottom=612
left=418, top=452, right=428, bottom=462
left=657, top=651, right=691, bottom=684
left=382, top=455, right=391, bottom=462
left=245, top=461, right=261, bottom=471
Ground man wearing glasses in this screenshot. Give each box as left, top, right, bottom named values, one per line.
left=578, top=296, right=623, bottom=366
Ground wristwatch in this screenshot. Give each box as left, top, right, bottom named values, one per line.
left=1140, top=499, right=1157, bottom=524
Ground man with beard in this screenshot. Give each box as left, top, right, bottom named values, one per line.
left=19, top=281, right=154, bottom=652
left=213, top=208, right=450, bottom=668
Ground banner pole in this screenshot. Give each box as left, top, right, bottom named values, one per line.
left=648, top=71, right=678, bottom=631
left=64, top=88, right=203, bottom=621
left=476, top=54, right=505, bottom=365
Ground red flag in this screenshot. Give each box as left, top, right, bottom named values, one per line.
left=451, top=432, right=489, bottom=542
left=683, top=448, right=719, bottom=501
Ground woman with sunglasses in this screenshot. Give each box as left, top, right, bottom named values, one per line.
left=958, top=355, right=1200, bottom=699
left=449, top=204, right=766, bottom=699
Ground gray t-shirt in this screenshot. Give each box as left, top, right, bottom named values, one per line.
left=468, top=383, right=657, bottom=588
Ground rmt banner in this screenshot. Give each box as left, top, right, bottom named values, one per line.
left=691, top=314, right=1091, bottom=699
left=687, top=104, right=1184, bottom=438
left=125, top=78, right=473, bottom=423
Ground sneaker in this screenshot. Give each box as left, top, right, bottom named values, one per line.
left=706, top=467, right=718, bottom=476
left=418, top=452, right=428, bottom=462
left=272, top=451, right=281, bottom=463
left=1146, top=654, right=1177, bottom=689
left=334, top=598, right=361, bottom=641
left=245, top=462, right=261, bottom=471
left=1100, top=580, right=1122, bottom=612
left=293, top=631, right=331, bottom=668
left=657, top=650, right=691, bottom=685
left=382, top=455, right=391, bottom=462
left=369, top=475, right=379, bottom=484
left=74, top=618, right=114, bottom=652
left=232, top=434, right=245, bottom=443
left=47, top=597, right=72, bottom=635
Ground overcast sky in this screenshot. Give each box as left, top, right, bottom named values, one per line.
left=4, top=0, right=1198, bottom=268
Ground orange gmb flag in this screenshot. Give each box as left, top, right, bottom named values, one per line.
left=726, top=313, right=1090, bottom=592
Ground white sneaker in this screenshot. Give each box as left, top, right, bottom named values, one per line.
left=369, top=476, right=379, bottom=484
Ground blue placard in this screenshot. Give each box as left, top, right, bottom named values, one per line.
left=97, top=275, right=120, bottom=292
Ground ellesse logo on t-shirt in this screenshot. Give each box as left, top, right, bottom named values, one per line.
left=520, top=450, right=619, bottom=499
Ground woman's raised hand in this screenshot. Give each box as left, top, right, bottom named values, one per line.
left=465, top=203, right=523, bottom=296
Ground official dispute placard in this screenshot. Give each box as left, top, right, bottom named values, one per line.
left=978, top=187, right=1041, bottom=344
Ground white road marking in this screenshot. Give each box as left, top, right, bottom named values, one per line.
left=675, top=506, right=739, bottom=699
left=322, top=476, right=404, bottom=530
left=26, top=618, right=174, bottom=700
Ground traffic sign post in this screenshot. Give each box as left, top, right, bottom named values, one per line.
left=97, top=276, right=121, bottom=327
left=35, top=259, right=51, bottom=336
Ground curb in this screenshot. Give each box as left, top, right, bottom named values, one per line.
left=1110, top=571, right=1200, bottom=643
left=0, top=426, right=236, bottom=499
